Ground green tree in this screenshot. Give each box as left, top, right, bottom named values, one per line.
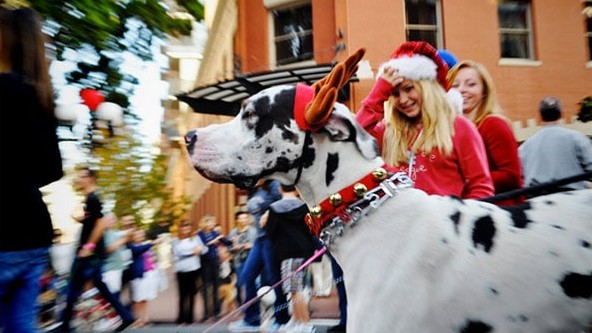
left=87, top=127, right=191, bottom=228
left=1, top=0, right=201, bottom=228
left=11, top=0, right=203, bottom=107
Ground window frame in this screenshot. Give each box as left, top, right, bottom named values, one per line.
left=498, top=0, right=536, bottom=61
left=584, top=0, right=592, bottom=66
left=404, top=0, right=444, bottom=49
left=267, top=1, right=314, bottom=69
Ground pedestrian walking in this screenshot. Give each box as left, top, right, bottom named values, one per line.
left=55, top=167, right=135, bottom=332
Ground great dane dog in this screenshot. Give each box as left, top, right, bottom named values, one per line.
left=185, top=49, right=592, bottom=332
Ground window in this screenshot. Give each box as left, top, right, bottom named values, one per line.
left=585, top=1, right=592, bottom=62
left=272, top=4, right=313, bottom=66
left=404, top=0, right=443, bottom=49
left=498, top=0, right=534, bottom=59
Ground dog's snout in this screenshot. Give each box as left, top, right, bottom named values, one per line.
left=185, top=130, right=198, bottom=153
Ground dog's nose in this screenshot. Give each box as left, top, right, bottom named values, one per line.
left=185, top=130, right=198, bottom=153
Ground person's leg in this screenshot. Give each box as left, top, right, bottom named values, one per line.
left=90, top=262, right=134, bottom=323
left=176, top=271, right=187, bottom=323
left=0, top=248, right=49, bottom=333
left=59, top=258, right=89, bottom=331
left=261, top=237, right=290, bottom=325
left=327, top=251, right=347, bottom=332
left=211, top=260, right=221, bottom=316
left=237, top=238, right=265, bottom=325
left=201, top=260, right=214, bottom=318
left=234, top=261, right=244, bottom=304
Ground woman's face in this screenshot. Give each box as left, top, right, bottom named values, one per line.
left=392, top=80, right=422, bottom=119
left=451, top=67, right=485, bottom=115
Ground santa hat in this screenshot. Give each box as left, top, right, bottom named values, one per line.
left=377, top=41, right=450, bottom=90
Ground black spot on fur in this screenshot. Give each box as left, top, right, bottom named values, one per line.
left=459, top=320, right=493, bottom=333
left=559, top=272, right=592, bottom=298
left=441, top=237, right=448, bottom=244
left=450, top=211, right=461, bottom=235
left=472, top=216, right=496, bottom=253
left=551, top=224, right=565, bottom=230
left=249, top=88, right=294, bottom=139
left=488, top=287, right=498, bottom=295
left=582, top=240, right=591, bottom=248
left=500, top=201, right=533, bottom=229
left=326, top=153, right=338, bottom=186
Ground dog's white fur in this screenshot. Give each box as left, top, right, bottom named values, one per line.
left=185, top=85, right=592, bottom=332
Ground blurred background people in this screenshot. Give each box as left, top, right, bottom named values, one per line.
left=57, top=168, right=134, bottom=332
left=228, top=210, right=257, bottom=305
left=102, top=214, right=133, bottom=301
left=197, top=214, right=230, bottom=321
left=0, top=7, right=64, bottom=333
left=261, top=184, right=320, bottom=333
left=128, top=228, right=159, bottom=327
left=519, top=96, right=592, bottom=195
left=171, top=219, right=207, bottom=325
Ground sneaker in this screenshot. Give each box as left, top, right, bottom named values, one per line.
left=285, top=322, right=316, bottom=333
left=265, top=321, right=282, bottom=332
left=326, top=323, right=346, bottom=333
left=228, top=319, right=260, bottom=333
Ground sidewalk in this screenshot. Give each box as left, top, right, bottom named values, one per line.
left=142, top=268, right=341, bottom=331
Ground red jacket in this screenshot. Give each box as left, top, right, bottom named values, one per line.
left=356, top=79, right=494, bottom=199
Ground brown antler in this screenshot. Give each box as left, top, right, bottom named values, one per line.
left=303, top=48, right=366, bottom=130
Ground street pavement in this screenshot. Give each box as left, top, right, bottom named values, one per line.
left=79, top=268, right=342, bottom=332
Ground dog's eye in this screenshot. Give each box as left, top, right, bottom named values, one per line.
left=244, top=109, right=258, bottom=129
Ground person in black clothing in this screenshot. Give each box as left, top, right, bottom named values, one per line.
left=56, top=168, right=135, bottom=332
left=0, top=8, right=63, bottom=333
left=261, top=184, right=321, bottom=332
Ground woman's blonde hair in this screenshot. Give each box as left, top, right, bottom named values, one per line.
left=382, top=80, right=457, bottom=166
left=447, top=60, right=507, bottom=126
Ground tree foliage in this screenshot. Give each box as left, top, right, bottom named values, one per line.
left=20, top=0, right=203, bottom=106
left=1, top=0, right=202, bottom=228
left=87, top=126, right=191, bottom=228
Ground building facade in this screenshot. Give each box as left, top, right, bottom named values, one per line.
left=168, top=0, right=592, bottom=231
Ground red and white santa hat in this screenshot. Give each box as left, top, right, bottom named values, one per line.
left=377, top=41, right=450, bottom=90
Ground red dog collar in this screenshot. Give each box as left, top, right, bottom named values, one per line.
left=306, top=165, right=401, bottom=236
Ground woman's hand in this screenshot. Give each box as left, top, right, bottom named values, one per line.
left=379, top=66, right=405, bottom=87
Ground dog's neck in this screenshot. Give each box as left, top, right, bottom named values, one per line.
left=295, top=142, right=385, bottom=209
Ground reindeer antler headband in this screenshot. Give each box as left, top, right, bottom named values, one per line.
left=294, top=48, right=366, bottom=132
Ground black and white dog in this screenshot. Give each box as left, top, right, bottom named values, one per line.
left=184, top=82, right=592, bottom=332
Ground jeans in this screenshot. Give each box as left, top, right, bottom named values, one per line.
left=0, top=247, right=49, bottom=333
left=60, top=256, right=134, bottom=330
left=238, top=236, right=290, bottom=325
left=328, top=250, right=347, bottom=326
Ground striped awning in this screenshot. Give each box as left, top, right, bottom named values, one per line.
left=176, top=63, right=357, bottom=116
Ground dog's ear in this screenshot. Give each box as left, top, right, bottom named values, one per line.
left=324, top=106, right=379, bottom=160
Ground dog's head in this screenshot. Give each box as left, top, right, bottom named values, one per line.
left=184, top=48, right=381, bottom=192
left=184, top=84, right=379, bottom=189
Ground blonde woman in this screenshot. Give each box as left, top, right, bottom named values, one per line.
left=356, top=41, right=493, bottom=199
left=447, top=60, right=523, bottom=205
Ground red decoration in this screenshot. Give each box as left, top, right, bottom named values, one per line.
left=80, top=88, right=105, bottom=111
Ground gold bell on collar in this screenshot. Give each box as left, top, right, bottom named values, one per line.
left=310, top=206, right=323, bottom=218
left=372, top=167, right=388, bottom=181
left=353, top=183, right=367, bottom=197
left=329, top=193, right=343, bottom=206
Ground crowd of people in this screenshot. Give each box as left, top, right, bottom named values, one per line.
left=1, top=5, right=591, bottom=333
